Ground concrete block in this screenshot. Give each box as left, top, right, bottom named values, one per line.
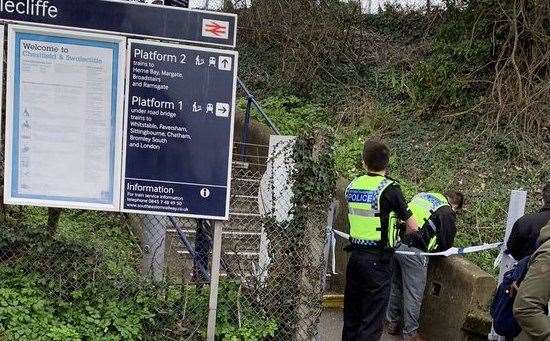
left=420, top=256, right=496, bottom=340
left=463, top=310, right=493, bottom=339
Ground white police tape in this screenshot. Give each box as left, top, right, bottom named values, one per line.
left=332, top=229, right=503, bottom=257
left=324, top=227, right=337, bottom=279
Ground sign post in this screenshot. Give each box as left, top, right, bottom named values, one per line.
left=1, top=4, right=239, bottom=337
left=489, top=189, right=527, bottom=340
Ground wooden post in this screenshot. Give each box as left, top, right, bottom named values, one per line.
left=137, top=215, right=166, bottom=282
left=47, top=208, right=62, bottom=236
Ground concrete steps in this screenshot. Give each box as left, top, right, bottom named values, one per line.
left=319, top=307, right=403, bottom=341
left=165, top=142, right=269, bottom=283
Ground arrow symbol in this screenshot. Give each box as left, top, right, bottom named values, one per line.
left=216, top=103, right=230, bottom=117
left=218, top=56, right=232, bottom=71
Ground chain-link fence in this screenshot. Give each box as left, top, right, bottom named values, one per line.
left=0, top=138, right=334, bottom=340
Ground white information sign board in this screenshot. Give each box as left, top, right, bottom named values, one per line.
left=4, top=25, right=126, bottom=211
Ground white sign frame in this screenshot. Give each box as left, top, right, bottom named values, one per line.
left=120, top=39, right=238, bottom=220
left=4, top=24, right=127, bottom=211
left=0, top=25, right=4, bottom=133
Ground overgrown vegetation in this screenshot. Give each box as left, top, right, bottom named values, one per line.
left=0, top=1, right=547, bottom=338
left=235, top=0, right=549, bottom=273
left=237, top=0, right=548, bottom=134
left=0, top=209, right=277, bottom=340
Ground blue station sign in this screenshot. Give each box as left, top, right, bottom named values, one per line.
left=0, top=0, right=237, bottom=47
left=122, top=40, right=237, bottom=219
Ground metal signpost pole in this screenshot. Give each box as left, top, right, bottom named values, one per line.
left=207, top=221, right=222, bottom=341
left=489, top=189, right=527, bottom=340
left=499, top=190, right=527, bottom=282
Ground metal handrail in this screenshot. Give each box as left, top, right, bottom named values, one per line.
left=169, top=217, right=211, bottom=282
left=237, top=78, right=281, bottom=135
left=237, top=78, right=280, bottom=161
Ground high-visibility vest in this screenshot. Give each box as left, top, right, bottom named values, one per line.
left=408, top=192, right=449, bottom=252
left=346, top=175, right=398, bottom=248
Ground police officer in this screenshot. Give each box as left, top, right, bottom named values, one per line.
left=386, top=191, right=464, bottom=341
left=343, top=140, right=418, bottom=341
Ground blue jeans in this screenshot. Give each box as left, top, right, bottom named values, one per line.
left=386, top=244, right=428, bottom=337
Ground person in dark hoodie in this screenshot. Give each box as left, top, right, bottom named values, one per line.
left=507, top=184, right=550, bottom=260
left=513, top=222, right=550, bottom=340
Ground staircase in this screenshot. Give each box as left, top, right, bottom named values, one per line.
left=164, top=141, right=270, bottom=283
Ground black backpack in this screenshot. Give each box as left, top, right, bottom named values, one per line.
left=490, top=256, right=531, bottom=337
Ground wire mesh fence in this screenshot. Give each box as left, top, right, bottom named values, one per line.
left=0, top=139, right=334, bottom=340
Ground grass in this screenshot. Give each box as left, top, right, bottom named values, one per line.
left=18, top=208, right=140, bottom=281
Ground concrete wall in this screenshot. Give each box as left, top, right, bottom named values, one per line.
left=420, top=257, right=495, bottom=340
left=328, top=178, right=352, bottom=293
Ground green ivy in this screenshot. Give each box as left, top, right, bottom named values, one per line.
left=0, top=269, right=154, bottom=341
left=260, top=128, right=337, bottom=339
left=292, top=128, right=337, bottom=210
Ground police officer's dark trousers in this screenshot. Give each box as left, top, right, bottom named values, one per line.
left=343, top=249, right=393, bottom=341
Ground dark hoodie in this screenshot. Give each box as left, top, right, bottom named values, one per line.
left=513, top=222, right=550, bottom=340
left=507, top=206, right=550, bottom=260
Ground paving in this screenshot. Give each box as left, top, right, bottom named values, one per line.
left=319, top=308, right=402, bottom=341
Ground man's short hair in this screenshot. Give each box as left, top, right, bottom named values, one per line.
left=543, top=183, right=550, bottom=205
left=445, top=191, right=465, bottom=210
left=362, top=140, right=390, bottom=172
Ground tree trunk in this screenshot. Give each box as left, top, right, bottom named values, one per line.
left=47, top=208, right=62, bottom=236
left=131, top=214, right=166, bottom=282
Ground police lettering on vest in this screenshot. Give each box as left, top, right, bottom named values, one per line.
left=347, top=189, right=377, bottom=204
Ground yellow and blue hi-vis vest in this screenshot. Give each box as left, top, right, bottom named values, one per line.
left=408, top=192, right=449, bottom=252
left=346, top=175, right=398, bottom=248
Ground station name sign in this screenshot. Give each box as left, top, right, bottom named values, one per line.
left=0, top=0, right=237, bottom=47
left=0, top=0, right=58, bottom=18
